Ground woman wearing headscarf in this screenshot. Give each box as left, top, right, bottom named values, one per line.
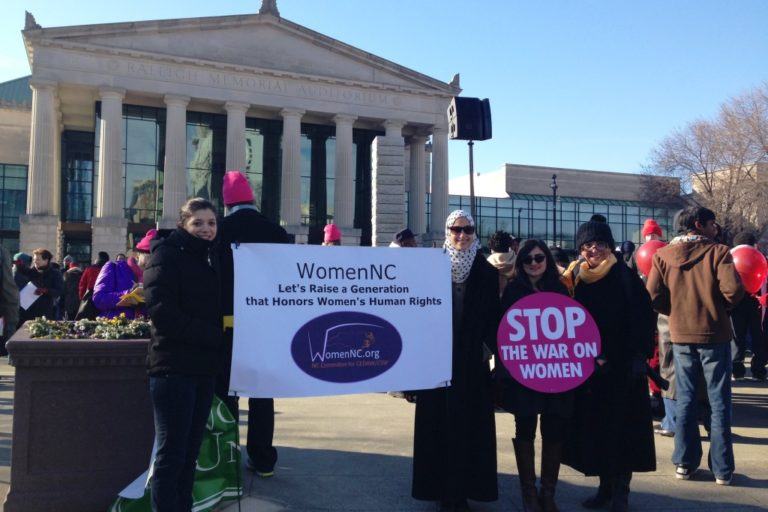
left=561, top=221, right=656, bottom=512
left=497, top=239, right=573, bottom=512
left=412, top=210, right=499, bottom=512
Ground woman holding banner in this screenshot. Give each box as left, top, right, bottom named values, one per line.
left=561, top=221, right=656, bottom=512
left=412, top=210, right=499, bottom=512
left=497, top=239, right=573, bottom=512
left=144, top=198, right=223, bottom=512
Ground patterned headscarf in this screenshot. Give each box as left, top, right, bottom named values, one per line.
left=444, top=209, right=480, bottom=283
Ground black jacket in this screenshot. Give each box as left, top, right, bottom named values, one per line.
left=20, top=265, right=63, bottom=322
left=412, top=254, right=500, bottom=503
left=144, top=228, right=222, bottom=377
left=218, top=207, right=288, bottom=316
left=562, top=261, right=656, bottom=475
left=62, top=267, right=83, bottom=320
left=497, top=277, right=575, bottom=418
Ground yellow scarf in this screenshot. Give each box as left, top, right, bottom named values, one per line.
left=562, top=253, right=617, bottom=294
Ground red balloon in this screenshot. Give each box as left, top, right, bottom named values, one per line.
left=636, top=240, right=668, bottom=277
left=730, top=245, right=768, bottom=294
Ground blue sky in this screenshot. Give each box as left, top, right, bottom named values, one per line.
left=1, top=1, right=766, bottom=180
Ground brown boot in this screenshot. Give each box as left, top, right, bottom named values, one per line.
left=513, top=439, right=543, bottom=512
left=538, top=441, right=562, bottom=512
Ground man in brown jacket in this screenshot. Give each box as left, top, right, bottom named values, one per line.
left=646, top=206, right=744, bottom=486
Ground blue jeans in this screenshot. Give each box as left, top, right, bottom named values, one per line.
left=672, top=343, right=734, bottom=478
left=149, top=374, right=215, bottom=512
left=661, top=397, right=676, bottom=432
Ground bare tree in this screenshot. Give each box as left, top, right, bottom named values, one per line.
left=644, top=83, right=768, bottom=238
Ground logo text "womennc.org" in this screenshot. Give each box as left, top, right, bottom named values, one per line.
left=311, top=348, right=382, bottom=362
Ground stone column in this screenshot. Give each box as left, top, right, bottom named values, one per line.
left=92, top=87, right=128, bottom=259
left=408, top=135, right=427, bottom=235
left=333, top=114, right=360, bottom=245
left=371, top=122, right=406, bottom=247
left=426, top=126, right=449, bottom=245
left=52, top=107, right=62, bottom=218
left=279, top=108, right=308, bottom=243
left=53, top=109, right=64, bottom=260
left=384, top=119, right=405, bottom=140
left=225, top=101, right=249, bottom=172
left=20, top=79, right=60, bottom=254
left=159, top=95, right=190, bottom=228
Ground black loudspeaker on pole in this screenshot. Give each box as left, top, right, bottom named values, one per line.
left=447, top=97, right=492, bottom=221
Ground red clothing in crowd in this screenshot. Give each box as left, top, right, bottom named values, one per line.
left=78, top=264, right=103, bottom=300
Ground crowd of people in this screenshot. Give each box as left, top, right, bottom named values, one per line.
left=419, top=205, right=754, bottom=512
left=1, top=168, right=763, bottom=512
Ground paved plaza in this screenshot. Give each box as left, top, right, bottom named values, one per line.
left=0, top=360, right=766, bottom=511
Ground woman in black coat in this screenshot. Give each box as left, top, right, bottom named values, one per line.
left=19, top=248, right=63, bottom=322
left=561, top=221, right=656, bottom=512
left=144, top=198, right=223, bottom=512
left=412, top=209, right=499, bottom=512
left=498, top=239, right=574, bottom=512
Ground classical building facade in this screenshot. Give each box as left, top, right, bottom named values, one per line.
left=4, top=3, right=457, bottom=260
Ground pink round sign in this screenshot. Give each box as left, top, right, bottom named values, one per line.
left=497, top=292, right=601, bottom=393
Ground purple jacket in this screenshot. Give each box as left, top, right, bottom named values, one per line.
left=93, top=261, right=145, bottom=319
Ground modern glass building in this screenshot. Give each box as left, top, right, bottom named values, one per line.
left=445, top=194, right=678, bottom=249
left=446, top=164, right=682, bottom=249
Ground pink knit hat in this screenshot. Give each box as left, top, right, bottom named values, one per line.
left=136, top=229, right=157, bottom=253
left=323, top=223, right=342, bottom=243
left=642, top=219, right=662, bottom=238
left=222, top=171, right=254, bottom=206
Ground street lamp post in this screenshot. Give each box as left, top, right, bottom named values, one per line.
left=550, top=174, right=558, bottom=246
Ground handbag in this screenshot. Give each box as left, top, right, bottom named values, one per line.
left=75, top=289, right=98, bottom=321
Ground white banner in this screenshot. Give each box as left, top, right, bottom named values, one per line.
left=230, top=244, right=453, bottom=398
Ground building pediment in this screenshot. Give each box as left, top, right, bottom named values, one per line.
left=23, top=13, right=458, bottom=96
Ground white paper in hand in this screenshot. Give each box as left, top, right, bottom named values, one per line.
left=19, top=282, right=40, bottom=310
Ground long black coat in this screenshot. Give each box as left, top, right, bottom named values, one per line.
left=498, top=278, right=575, bottom=418
left=412, top=253, right=499, bottom=503
left=562, top=262, right=656, bottom=476
left=62, top=267, right=83, bottom=320
left=215, top=207, right=288, bottom=395
left=144, top=228, right=222, bottom=377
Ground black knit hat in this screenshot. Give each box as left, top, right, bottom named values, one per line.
left=394, top=228, right=415, bottom=244
left=575, top=221, right=615, bottom=250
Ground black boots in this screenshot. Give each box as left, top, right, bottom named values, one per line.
left=539, top=442, right=562, bottom=512
left=609, top=473, right=631, bottom=512
left=513, top=439, right=543, bottom=512
left=581, top=475, right=611, bottom=509
left=581, top=472, right=632, bottom=511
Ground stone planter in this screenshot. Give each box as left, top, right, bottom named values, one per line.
left=4, top=324, right=154, bottom=512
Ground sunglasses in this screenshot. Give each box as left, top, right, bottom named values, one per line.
left=522, top=254, right=546, bottom=265
left=581, top=241, right=610, bottom=251
left=448, top=225, right=476, bottom=235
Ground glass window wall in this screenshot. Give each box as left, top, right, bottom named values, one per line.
left=438, top=193, right=678, bottom=249
left=62, top=131, right=95, bottom=223
left=244, top=118, right=282, bottom=222
left=0, top=163, right=27, bottom=252
left=186, top=111, right=226, bottom=213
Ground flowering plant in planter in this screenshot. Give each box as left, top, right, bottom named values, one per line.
left=27, top=315, right=151, bottom=340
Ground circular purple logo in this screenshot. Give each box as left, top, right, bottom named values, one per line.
left=291, top=312, right=402, bottom=383
left=497, top=292, right=601, bottom=393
